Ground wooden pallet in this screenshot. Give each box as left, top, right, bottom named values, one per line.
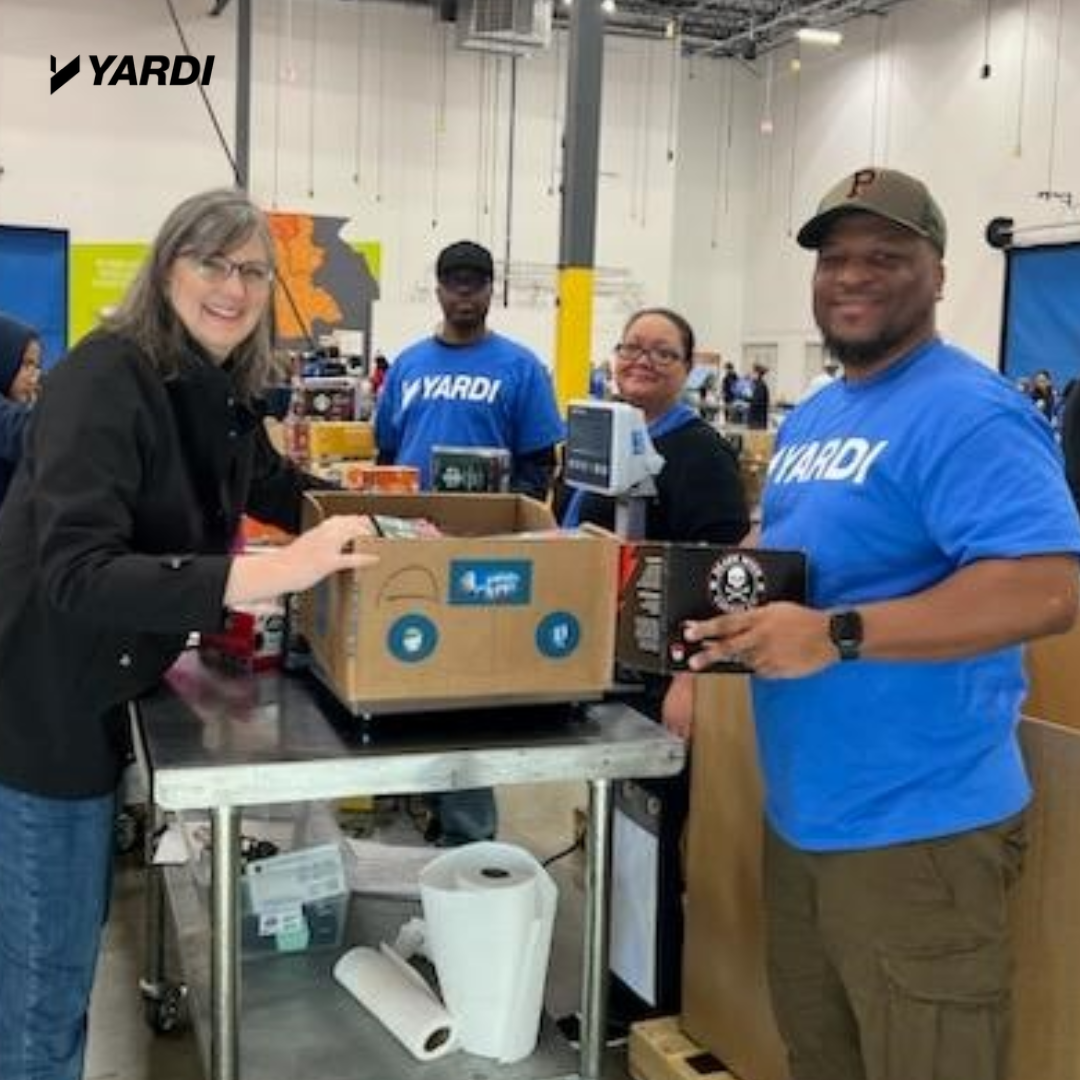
left=629, top=1016, right=736, bottom=1080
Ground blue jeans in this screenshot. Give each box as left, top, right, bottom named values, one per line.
left=0, top=781, right=116, bottom=1080
left=430, top=788, right=498, bottom=845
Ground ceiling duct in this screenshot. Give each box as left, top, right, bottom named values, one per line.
left=456, top=0, right=553, bottom=54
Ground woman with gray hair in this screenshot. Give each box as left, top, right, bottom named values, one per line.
left=0, top=188, right=375, bottom=1080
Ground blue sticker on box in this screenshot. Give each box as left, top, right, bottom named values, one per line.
left=387, top=615, right=439, bottom=663
left=536, top=612, right=581, bottom=659
left=448, top=560, right=532, bottom=606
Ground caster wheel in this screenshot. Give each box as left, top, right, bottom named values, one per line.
left=114, top=809, right=145, bottom=856
left=142, top=982, right=188, bottom=1034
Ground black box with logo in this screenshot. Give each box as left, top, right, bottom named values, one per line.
left=616, top=544, right=808, bottom=674
left=430, top=446, right=512, bottom=494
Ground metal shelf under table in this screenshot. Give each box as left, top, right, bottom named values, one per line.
left=132, top=653, right=685, bottom=1080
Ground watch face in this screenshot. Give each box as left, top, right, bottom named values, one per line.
left=830, top=610, right=863, bottom=658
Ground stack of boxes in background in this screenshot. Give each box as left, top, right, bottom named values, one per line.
left=281, top=366, right=420, bottom=495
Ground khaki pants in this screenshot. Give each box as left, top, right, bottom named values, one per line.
left=763, top=814, right=1027, bottom=1080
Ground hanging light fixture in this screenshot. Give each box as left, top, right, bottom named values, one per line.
left=795, top=26, right=843, bottom=47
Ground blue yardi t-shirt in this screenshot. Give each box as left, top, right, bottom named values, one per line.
left=756, top=338, right=1080, bottom=851
left=374, top=333, right=564, bottom=488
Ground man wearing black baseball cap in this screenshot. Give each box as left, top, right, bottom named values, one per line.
left=374, top=239, right=564, bottom=844
left=435, top=240, right=495, bottom=283
left=683, top=166, right=1080, bottom=1080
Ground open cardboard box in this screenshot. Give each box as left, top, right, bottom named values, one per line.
left=299, top=492, right=618, bottom=713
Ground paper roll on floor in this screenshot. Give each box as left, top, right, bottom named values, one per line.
left=420, top=841, right=557, bottom=1063
left=332, top=945, right=457, bottom=1061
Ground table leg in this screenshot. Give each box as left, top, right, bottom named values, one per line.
left=210, top=804, right=241, bottom=1080
left=580, top=777, right=614, bottom=1080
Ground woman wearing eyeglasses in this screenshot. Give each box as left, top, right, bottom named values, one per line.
left=558, top=307, right=750, bottom=736
left=0, top=189, right=376, bottom=1080
left=554, top=307, right=748, bottom=1034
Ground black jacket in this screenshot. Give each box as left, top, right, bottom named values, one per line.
left=0, top=331, right=307, bottom=797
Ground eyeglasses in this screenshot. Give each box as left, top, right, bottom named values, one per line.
left=186, top=252, right=275, bottom=288
left=613, top=342, right=685, bottom=368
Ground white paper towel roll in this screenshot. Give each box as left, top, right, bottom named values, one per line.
left=420, top=842, right=557, bottom=1064
left=332, top=945, right=457, bottom=1061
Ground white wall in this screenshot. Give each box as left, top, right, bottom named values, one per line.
left=2, top=0, right=1078, bottom=396
left=737, top=0, right=1080, bottom=399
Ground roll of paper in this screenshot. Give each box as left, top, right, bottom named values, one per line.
left=332, top=945, right=457, bottom=1061
left=420, top=842, right=557, bottom=1063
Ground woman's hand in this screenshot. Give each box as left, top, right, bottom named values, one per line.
left=225, top=514, right=378, bottom=606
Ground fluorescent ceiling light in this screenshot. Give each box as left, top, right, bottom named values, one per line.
left=796, top=27, right=843, bottom=46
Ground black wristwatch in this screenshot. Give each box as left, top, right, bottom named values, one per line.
left=828, top=609, right=863, bottom=661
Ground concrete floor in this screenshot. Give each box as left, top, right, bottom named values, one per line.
left=85, top=782, right=632, bottom=1080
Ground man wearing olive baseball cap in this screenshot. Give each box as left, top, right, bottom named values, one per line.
left=683, top=165, right=1080, bottom=1080
left=796, top=165, right=947, bottom=255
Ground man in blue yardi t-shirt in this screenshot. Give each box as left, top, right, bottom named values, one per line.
left=682, top=167, right=1080, bottom=1080
left=375, top=240, right=564, bottom=845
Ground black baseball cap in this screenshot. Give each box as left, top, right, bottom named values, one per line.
left=436, top=241, right=494, bottom=282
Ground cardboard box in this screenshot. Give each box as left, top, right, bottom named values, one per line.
left=681, top=677, right=789, bottom=1080
left=629, top=1017, right=734, bottom=1080
left=682, top=680, right=1080, bottom=1080
left=617, top=545, right=806, bottom=674
left=299, top=492, right=618, bottom=712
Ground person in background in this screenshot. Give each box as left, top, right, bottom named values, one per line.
left=556, top=307, right=748, bottom=1038
left=746, top=361, right=771, bottom=428
left=559, top=307, right=749, bottom=737
left=375, top=239, right=564, bottom=845
left=0, top=313, right=42, bottom=507
left=683, top=166, right=1080, bottom=1080
left=375, top=240, right=563, bottom=498
left=799, top=354, right=840, bottom=401
left=721, top=360, right=739, bottom=419
left=1061, top=376, right=1080, bottom=512
left=0, top=188, right=377, bottom=1080
left=1028, top=368, right=1056, bottom=423
left=589, top=357, right=610, bottom=399
left=369, top=351, right=389, bottom=397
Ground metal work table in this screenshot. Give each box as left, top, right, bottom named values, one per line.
left=132, top=652, right=685, bottom=1080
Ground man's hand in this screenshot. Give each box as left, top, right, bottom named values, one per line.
left=682, top=602, right=834, bottom=679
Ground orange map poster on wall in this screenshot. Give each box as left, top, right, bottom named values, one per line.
left=268, top=212, right=380, bottom=345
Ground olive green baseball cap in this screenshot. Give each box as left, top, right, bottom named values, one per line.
left=797, top=167, right=947, bottom=255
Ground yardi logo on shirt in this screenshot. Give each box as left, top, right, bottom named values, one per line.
left=768, top=438, right=889, bottom=486
left=401, top=374, right=503, bottom=410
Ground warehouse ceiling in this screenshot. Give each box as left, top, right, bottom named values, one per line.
left=207, top=0, right=920, bottom=60
left=592, top=0, right=918, bottom=57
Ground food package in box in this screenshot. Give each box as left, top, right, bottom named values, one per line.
left=431, top=446, right=511, bottom=493
left=299, top=377, right=361, bottom=421
left=306, top=421, right=375, bottom=463
left=307, top=462, right=421, bottom=493
left=182, top=802, right=349, bottom=959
